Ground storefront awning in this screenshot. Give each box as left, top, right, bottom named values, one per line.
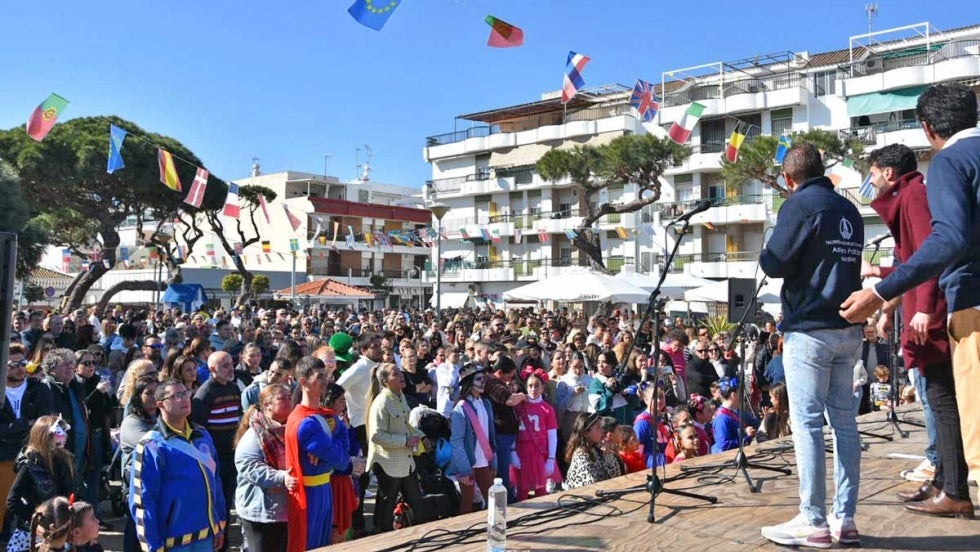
left=847, top=86, right=926, bottom=117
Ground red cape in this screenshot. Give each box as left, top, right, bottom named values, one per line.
left=285, top=404, right=336, bottom=552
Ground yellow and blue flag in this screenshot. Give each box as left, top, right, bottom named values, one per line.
left=348, top=0, right=402, bottom=31
left=774, top=134, right=792, bottom=164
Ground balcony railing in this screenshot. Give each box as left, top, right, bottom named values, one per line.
left=424, top=104, right=633, bottom=147
left=847, top=39, right=980, bottom=77
left=308, top=266, right=424, bottom=280
left=837, top=188, right=873, bottom=209
left=662, top=72, right=808, bottom=108
left=426, top=256, right=635, bottom=276
left=425, top=172, right=491, bottom=195
left=656, top=194, right=766, bottom=218
left=838, top=119, right=920, bottom=144
left=864, top=248, right=894, bottom=263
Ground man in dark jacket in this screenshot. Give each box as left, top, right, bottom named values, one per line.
left=858, top=325, right=890, bottom=415
left=760, top=144, right=864, bottom=548
left=0, top=344, right=53, bottom=530
left=40, top=348, right=92, bottom=499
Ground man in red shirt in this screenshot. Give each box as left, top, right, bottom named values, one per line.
left=863, top=144, right=972, bottom=518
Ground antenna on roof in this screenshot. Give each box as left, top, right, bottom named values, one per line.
left=251, top=157, right=261, bottom=177
left=360, top=145, right=372, bottom=182
left=865, top=3, right=878, bottom=37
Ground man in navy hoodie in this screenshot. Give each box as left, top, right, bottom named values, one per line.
left=841, top=83, right=980, bottom=511
left=759, top=144, right=865, bottom=549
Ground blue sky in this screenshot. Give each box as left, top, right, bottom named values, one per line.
left=1, top=0, right=973, bottom=189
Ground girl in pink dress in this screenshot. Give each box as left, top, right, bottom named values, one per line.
left=511, top=370, right=560, bottom=501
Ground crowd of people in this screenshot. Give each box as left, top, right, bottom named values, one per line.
left=4, top=298, right=797, bottom=551
left=1, top=81, right=976, bottom=552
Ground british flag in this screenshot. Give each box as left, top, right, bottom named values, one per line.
left=629, top=79, right=660, bottom=122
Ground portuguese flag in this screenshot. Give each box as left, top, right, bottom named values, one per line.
left=485, top=16, right=524, bottom=48
left=26, top=93, right=70, bottom=142
left=668, top=102, right=706, bottom=145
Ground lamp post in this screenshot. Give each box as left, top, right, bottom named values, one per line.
left=429, top=202, right=450, bottom=317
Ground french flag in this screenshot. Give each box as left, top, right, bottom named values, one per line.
left=562, top=51, right=590, bottom=104
left=222, top=183, right=241, bottom=218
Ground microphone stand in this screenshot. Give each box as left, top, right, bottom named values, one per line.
left=594, top=219, right=717, bottom=523
left=679, top=275, right=792, bottom=493
left=864, top=239, right=923, bottom=439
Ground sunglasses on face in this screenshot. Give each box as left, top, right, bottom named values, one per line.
left=79, top=360, right=94, bottom=366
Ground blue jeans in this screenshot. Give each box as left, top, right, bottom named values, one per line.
left=784, top=327, right=862, bottom=524
left=494, top=433, right=517, bottom=503
left=912, top=368, right=939, bottom=466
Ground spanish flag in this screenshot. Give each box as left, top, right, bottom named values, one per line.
left=157, top=149, right=182, bottom=191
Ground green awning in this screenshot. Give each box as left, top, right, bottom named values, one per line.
left=847, top=86, right=927, bottom=117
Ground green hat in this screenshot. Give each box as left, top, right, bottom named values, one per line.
left=328, top=332, right=355, bottom=363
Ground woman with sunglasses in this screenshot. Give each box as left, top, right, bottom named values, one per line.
left=563, top=412, right=623, bottom=490
left=74, top=349, right=114, bottom=508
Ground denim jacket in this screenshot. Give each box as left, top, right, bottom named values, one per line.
left=234, top=427, right=289, bottom=524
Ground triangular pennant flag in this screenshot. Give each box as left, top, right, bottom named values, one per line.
left=668, top=103, right=706, bottom=144
left=157, top=149, right=182, bottom=191
left=283, top=203, right=302, bottom=232
left=107, top=124, right=127, bottom=174
left=184, top=168, right=209, bottom=208
left=859, top=173, right=876, bottom=200
left=725, top=123, right=746, bottom=163
left=258, top=192, right=271, bottom=224
left=485, top=15, right=524, bottom=48
left=222, top=183, right=241, bottom=218
left=26, top=93, right=69, bottom=141
left=775, top=134, right=792, bottom=164
left=629, top=79, right=659, bottom=122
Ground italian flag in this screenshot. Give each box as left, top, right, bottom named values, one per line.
left=668, top=102, right=706, bottom=145
left=26, top=93, right=69, bottom=142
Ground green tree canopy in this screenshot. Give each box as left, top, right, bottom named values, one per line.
left=0, top=161, right=52, bottom=278
left=537, top=134, right=690, bottom=271
left=0, top=116, right=228, bottom=311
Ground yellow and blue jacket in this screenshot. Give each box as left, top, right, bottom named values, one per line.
left=129, top=419, right=227, bottom=552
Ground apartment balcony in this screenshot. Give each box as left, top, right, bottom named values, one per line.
left=656, top=194, right=769, bottom=225
left=685, top=251, right=762, bottom=279
left=663, top=143, right=726, bottom=174
left=659, top=72, right=809, bottom=121
left=837, top=119, right=932, bottom=151
left=424, top=108, right=641, bottom=161
left=841, top=39, right=980, bottom=97
left=424, top=256, right=634, bottom=284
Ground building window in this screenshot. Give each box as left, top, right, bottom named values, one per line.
left=514, top=168, right=534, bottom=185
left=812, top=71, right=836, bottom=96
left=771, top=108, right=793, bottom=136
left=700, top=118, right=725, bottom=153
left=358, top=190, right=370, bottom=203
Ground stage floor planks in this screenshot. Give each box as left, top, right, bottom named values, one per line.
left=326, top=406, right=980, bottom=551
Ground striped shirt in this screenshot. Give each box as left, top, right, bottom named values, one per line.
left=191, top=379, right=242, bottom=461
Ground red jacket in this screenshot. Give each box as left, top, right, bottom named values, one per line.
left=871, top=171, right=950, bottom=371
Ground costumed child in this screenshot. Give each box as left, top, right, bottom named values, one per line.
left=633, top=382, right=671, bottom=469
left=449, top=362, right=497, bottom=515
left=285, top=357, right=349, bottom=552
left=323, top=383, right=364, bottom=544
left=511, top=369, right=560, bottom=501
left=6, top=416, right=74, bottom=552
left=670, top=424, right=702, bottom=464
left=710, top=377, right=758, bottom=454
left=616, top=425, right=647, bottom=473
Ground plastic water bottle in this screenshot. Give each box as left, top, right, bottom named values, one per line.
left=487, top=477, right=507, bottom=552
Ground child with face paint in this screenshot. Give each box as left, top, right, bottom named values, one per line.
left=511, top=371, right=560, bottom=500
left=5, top=416, right=75, bottom=552
left=449, top=362, right=497, bottom=515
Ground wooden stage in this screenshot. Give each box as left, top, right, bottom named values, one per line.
left=329, top=405, right=980, bottom=551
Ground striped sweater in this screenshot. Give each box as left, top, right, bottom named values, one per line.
left=191, top=379, right=243, bottom=463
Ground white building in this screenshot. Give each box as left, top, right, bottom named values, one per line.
left=421, top=21, right=980, bottom=309
left=39, top=164, right=431, bottom=309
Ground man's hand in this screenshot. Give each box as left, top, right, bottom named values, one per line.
left=213, top=532, right=224, bottom=551
left=909, top=312, right=931, bottom=345
left=840, top=289, right=884, bottom=323
left=860, top=259, right=880, bottom=279
left=406, top=435, right=421, bottom=449
left=283, top=467, right=299, bottom=491
left=876, top=312, right=892, bottom=340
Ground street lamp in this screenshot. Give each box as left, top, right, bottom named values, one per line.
left=410, top=266, right=424, bottom=312
left=429, top=202, right=450, bottom=317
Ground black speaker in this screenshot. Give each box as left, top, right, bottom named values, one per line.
left=727, top=278, right=755, bottom=324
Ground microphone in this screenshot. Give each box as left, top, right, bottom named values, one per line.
left=865, top=233, right=891, bottom=248
left=670, top=200, right=712, bottom=225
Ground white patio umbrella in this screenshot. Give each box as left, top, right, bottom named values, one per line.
left=614, top=272, right=714, bottom=297
left=503, top=271, right=651, bottom=304
left=683, top=279, right=781, bottom=304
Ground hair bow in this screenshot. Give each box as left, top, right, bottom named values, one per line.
left=521, top=365, right=549, bottom=384
left=718, top=376, right=739, bottom=394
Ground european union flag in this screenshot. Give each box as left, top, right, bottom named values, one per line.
left=348, top=0, right=402, bottom=31
left=774, top=134, right=792, bottom=165
left=107, top=124, right=127, bottom=174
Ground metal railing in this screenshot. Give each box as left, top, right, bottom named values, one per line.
left=848, top=39, right=980, bottom=77
left=427, top=256, right=635, bottom=276
left=838, top=119, right=921, bottom=144
left=656, top=194, right=766, bottom=218
left=424, top=104, right=634, bottom=147
left=662, top=72, right=808, bottom=108
left=308, top=266, right=424, bottom=279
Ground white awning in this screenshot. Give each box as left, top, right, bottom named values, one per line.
left=489, top=144, right=552, bottom=169
left=430, top=292, right=470, bottom=309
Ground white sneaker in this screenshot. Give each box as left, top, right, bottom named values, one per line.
left=901, top=459, right=935, bottom=482
left=761, top=514, right=832, bottom=549
left=827, top=513, right=860, bottom=545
